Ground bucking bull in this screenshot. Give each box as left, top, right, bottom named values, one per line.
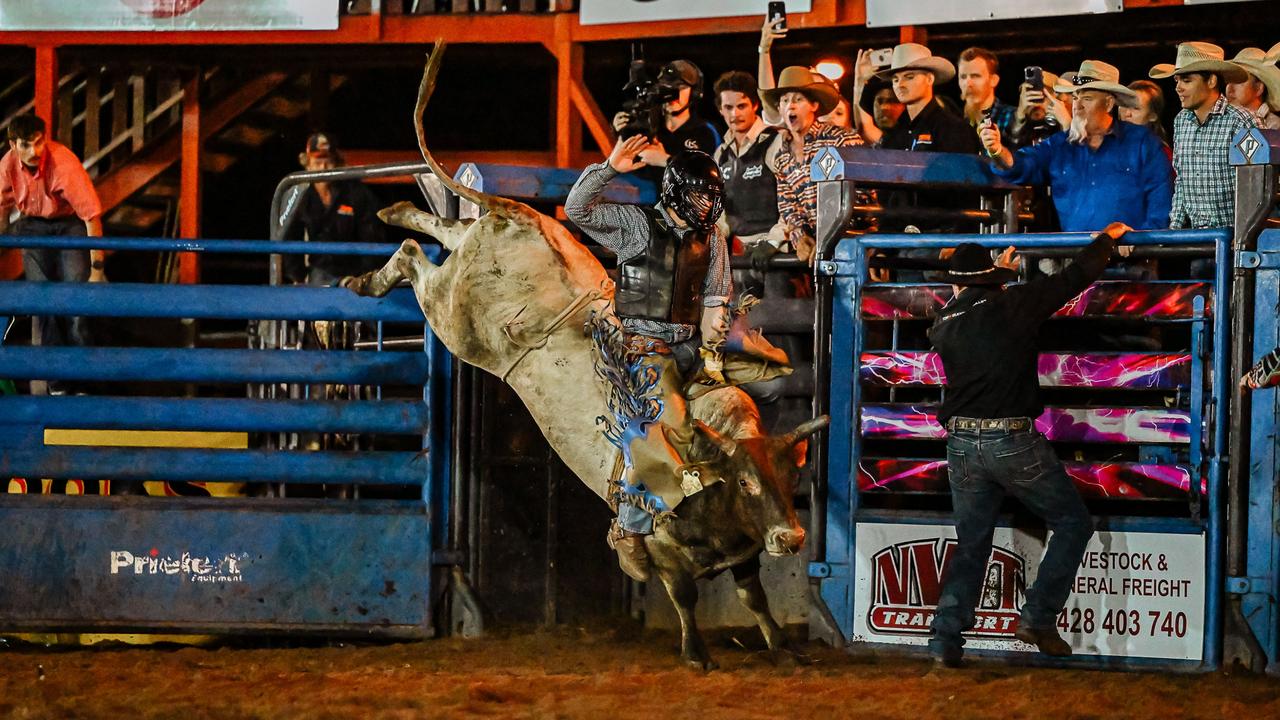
left=344, top=42, right=828, bottom=670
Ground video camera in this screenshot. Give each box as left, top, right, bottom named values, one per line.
left=618, top=44, right=687, bottom=139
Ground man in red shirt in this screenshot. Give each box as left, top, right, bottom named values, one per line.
left=0, top=114, right=105, bottom=364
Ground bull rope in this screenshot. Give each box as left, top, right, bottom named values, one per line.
left=497, top=282, right=608, bottom=383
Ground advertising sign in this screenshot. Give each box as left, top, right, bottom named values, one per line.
left=853, top=522, right=1205, bottom=660
left=865, top=0, right=1121, bottom=27
left=0, top=0, right=338, bottom=31
left=580, top=0, right=812, bottom=26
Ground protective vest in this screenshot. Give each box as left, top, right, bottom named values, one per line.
left=615, top=207, right=711, bottom=326
left=718, top=128, right=780, bottom=237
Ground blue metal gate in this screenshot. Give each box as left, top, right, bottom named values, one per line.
left=0, top=235, right=450, bottom=637
left=815, top=229, right=1230, bottom=670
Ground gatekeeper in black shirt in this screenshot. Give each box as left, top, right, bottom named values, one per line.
left=926, top=222, right=1134, bottom=668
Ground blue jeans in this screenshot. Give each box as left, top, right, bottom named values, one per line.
left=618, top=502, right=654, bottom=534
left=17, top=216, right=91, bottom=348
left=928, top=427, right=1094, bottom=654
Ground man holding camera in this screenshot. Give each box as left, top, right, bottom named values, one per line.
left=613, top=60, right=721, bottom=186
left=1009, top=68, right=1072, bottom=149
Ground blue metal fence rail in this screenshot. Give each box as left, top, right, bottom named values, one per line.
left=1242, top=227, right=1280, bottom=668
left=0, top=236, right=450, bottom=638
left=818, top=228, right=1231, bottom=671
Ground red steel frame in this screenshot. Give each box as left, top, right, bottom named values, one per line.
left=4, top=0, right=1186, bottom=279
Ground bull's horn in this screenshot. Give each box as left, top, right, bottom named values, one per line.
left=693, top=420, right=738, bottom=457
left=781, top=416, right=830, bottom=446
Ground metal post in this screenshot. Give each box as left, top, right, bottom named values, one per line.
left=1223, top=146, right=1278, bottom=671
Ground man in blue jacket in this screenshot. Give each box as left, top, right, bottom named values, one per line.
left=979, top=60, right=1172, bottom=232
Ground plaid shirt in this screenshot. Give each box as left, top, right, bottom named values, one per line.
left=967, top=99, right=1018, bottom=143
left=1170, top=95, right=1255, bottom=229
left=773, top=121, right=863, bottom=245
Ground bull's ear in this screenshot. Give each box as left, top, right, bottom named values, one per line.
left=791, top=439, right=809, bottom=469
left=693, top=419, right=738, bottom=457
left=781, top=415, right=830, bottom=447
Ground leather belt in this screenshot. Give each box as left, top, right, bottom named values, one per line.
left=946, top=416, right=1033, bottom=432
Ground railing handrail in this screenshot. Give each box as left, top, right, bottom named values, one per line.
left=840, top=228, right=1232, bottom=252
left=811, top=145, right=1021, bottom=190
left=0, top=235, right=403, bottom=256
left=0, top=282, right=424, bottom=322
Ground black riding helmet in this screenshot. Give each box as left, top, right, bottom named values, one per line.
left=660, top=151, right=724, bottom=232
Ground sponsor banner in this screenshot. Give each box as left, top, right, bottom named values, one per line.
left=866, top=0, right=1121, bottom=27
left=0, top=0, right=338, bottom=31
left=110, top=548, right=249, bottom=584
left=580, top=0, right=812, bottom=26
left=853, top=522, right=1205, bottom=660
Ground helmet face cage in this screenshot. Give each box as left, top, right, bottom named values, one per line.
left=661, top=152, right=724, bottom=232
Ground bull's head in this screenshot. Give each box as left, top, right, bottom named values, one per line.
left=692, top=416, right=829, bottom=556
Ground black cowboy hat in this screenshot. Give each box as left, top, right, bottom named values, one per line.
left=858, top=76, right=896, bottom=115
left=935, top=243, right=1017, bottom=286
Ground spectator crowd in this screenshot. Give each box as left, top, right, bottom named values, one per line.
left=607, top=21, right=1280, bottom=270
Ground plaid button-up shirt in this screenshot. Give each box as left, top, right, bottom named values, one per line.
left=773, top=121, right=863, bottom=245
left=1170, top=95, right=1256, bottom=229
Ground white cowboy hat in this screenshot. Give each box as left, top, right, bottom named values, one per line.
left=759, top=66, right=841, bottom=117
left=1055, top=60, right=1140, bottom=108
left=1231, top=47, right=1280, bottom=112
left=872, top=43, right=955, bottom=84
left=1149, top=41, right=1249, bottom=83
left=1266, top=41, right=1280, bottom=63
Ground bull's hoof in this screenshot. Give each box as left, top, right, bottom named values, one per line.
left=683, top=654, right=719, bottom=672
left=768, top=646, right=813, bottom=667
left=340, top=274, right=368, bottom=295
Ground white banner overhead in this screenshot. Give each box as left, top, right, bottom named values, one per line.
left=580, top=0, right=812, bottom=26
left=0, top=0, right=338, bottom=31
left=866, top=0, right=1122, bottom=27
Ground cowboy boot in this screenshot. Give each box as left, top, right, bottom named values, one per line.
left=607, top=519, right=652, bottom=583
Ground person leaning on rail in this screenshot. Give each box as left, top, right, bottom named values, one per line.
left=758, top=66, right=863, bottom=266
left=709, top=69, right=786, bottom=268
left=926, top=223, right=1136, bottom=669
left=0, top=113, right=105, bottom=396
left=283, top=132, right=386, bottom=288
left=981, top=60, right=1173, bottom=234
left=1149, top=42, right=1254, bottom=234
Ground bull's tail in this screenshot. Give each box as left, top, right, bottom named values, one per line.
left=416, top=42, right=526, bottom=218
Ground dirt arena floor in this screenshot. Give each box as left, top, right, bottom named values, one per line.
left=1, top=626, right=1277, bottom=720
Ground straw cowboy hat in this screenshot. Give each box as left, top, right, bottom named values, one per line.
left=1267, top=41, right=1280, bottom=63
left=1055, top=60, right=1140, bottom=108
left=759, top=66, right=840, bottom=117
left=1149, top=41, right=1249, bottom=83
left=1230, top=47, right=1280, bottom=112
left=872, top=43, right=956, bottom=84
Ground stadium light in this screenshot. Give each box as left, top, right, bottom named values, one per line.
left=813, top=60, right=846, bottom=82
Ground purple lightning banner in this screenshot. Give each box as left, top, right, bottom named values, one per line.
left=860, top=405, right=1191, bottom=444
left=860, top=352, right=1192, bottom=389
left=861, top=283, right=1210, bottom=320
left=858, top=458, right=1204, bottom=499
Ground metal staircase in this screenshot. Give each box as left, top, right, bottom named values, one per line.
left=1, top=67, right=345, bottom=239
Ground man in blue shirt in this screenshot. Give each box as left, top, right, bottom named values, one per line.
left=978, top=60, right=1172, bottom=232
